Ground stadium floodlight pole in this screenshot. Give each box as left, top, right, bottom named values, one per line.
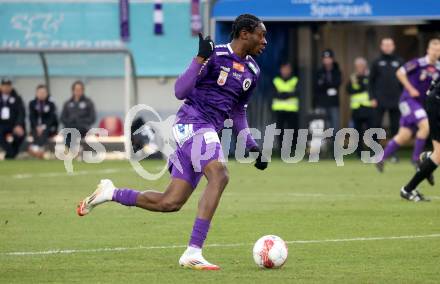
left=0, top=47, right=138, bottom=115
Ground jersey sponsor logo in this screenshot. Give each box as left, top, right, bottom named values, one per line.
left=232, top=72, right=242, bottom=81
left=379, top=60, right=386, bottom=66
left=217, top=70, right=228, bottom=86
left=233, top=61, right=245, bottom=72
left=220, top=66, right=230, bottom=72
left=391, top=61, right=400, bottom=68
left=243, top=78, right=252, bottom=91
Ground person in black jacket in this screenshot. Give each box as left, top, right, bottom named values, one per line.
left=369, top=38, right=403, bottom=141
left=60, top=81, right=96, bottom=148
left=314, top=49, right=342, bottom=132
left=28, top=84, right=58, bottom=158
left=0, top=78, right=26, bottom=159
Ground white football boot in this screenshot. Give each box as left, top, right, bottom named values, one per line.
left=178, top=246, right=220, bottom=270
left=77, top=179, right=115, bottom=216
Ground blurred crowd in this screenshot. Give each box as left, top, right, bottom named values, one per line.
left=271, top=37, right=440, bottom=157
left=2, top=37, right=439, bottom=160
left=0, top=80, right=97, bottom=159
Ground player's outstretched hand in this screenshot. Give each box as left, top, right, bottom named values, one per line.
left=250, top=147, right=268, bottom=171
left=197, top=33, right=214, bottom=60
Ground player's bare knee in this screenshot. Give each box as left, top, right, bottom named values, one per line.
left=418, top=127, right=429, bottom=138
left=217, top=169, right=229, bottom=188
left=205, top=162, right=229, bottom=187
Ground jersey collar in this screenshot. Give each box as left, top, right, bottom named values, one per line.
left=227, top=42, right=251, bottom=62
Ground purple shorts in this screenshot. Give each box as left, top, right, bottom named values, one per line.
left=399, top=98, right=427, bottom=130
left=168, top=123, right=225, bottom=189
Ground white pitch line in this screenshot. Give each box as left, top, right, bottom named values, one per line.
left=223, top=192, right=440, bottom=200
left=10, top=168, right=130, bottom=179
left=9, top=166, right=167, bottom=179
left=3, top=233, right=440, bottom=257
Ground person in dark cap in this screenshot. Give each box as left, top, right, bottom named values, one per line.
left=0, top=78, right=26, bottom=159
left=314, top=49, right=342, bottom=132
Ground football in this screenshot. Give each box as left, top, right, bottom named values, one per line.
left=253, top=235, right=288, bottom=268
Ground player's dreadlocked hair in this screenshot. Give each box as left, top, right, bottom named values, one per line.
left=230, top=14, right=262, bottom=39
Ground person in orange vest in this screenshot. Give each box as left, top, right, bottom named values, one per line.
left=271, top=62, right=299, bottom=153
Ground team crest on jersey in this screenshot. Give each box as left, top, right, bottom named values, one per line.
left=243, top=78, right=252, bottom=91
left=217, top=70, right=229, bottom=86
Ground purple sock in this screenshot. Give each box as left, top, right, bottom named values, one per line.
left=412, top=138, right=427, bottom=163
left=189, top=218, right=211, bottom=248
left=381, top=139, right=400, bottom=162
left=112, top=189, right=140, bottom=206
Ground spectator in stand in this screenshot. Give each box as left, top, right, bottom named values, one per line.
left=346, top=57, right=375, bottom=158
left=314, top=49, right=342, bottom=132
left=28, top=84, right=58, bottom=158
left=369, top=38, right=404, bottom=161
left=0, top=78, right=26, bottom=159
left=271, top=62, right=300, bottom=153
left=60, top=80, right=96, bottom=148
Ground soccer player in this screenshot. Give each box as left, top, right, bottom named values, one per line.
left=376, top=39, right=440, bottom=177
left=77, top=14, right=268, bottom=270
left=400, top=78, right=440, bottom=201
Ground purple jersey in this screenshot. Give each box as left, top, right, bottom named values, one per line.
left=400, top=56, right=440, bottom=103
left=176, top=44, right=260, bottom=133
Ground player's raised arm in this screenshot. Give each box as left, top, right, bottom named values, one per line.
left=174, top=33, right=214, bottom=100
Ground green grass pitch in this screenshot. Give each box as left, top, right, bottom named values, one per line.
left=1, top=159, right=440, bottom=283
